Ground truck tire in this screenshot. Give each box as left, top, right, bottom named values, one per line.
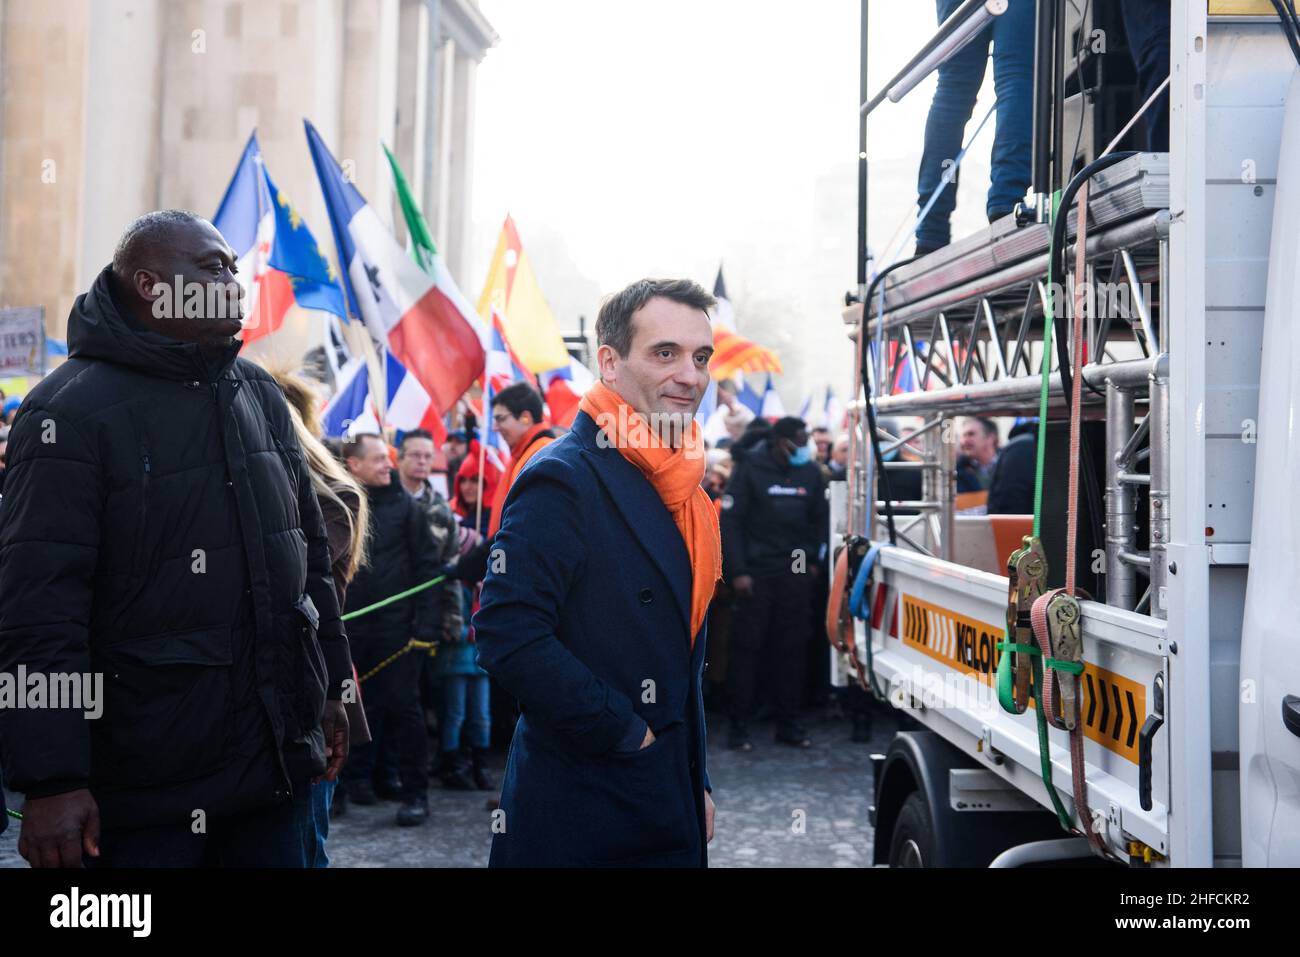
left=889, top=792, right=934, bottom=867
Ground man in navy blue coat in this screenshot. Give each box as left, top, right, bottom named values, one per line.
left=474, top=278, right=720, bottom=867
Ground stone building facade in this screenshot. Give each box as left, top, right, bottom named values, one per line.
left=0, top=0, right=496, bottom=344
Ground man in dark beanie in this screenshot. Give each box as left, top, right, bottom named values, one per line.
left=0, top=210, right=351, bottom=867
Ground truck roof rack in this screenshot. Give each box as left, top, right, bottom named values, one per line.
left=847, top=153, right=1170, bottom=418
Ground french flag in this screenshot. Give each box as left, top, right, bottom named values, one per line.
left=736, top=377, right=763, bottom=416
left=537, top=356, right=595, bottom=429
left=482, top=308, right=534, bottom=459
left=321, top=359, right=380, bottom=439
left=760, top=374, right=786, bottom=420
left=384, top=350, right=447, bottom=444
left=213, top=131, right=346, bottom=346
left=305, top=120, right=487, bottom=414
left=823, top=385, right=846, bottom=432
left=320, top=353, right=444, bottom=443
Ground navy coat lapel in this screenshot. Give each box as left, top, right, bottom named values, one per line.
left=572, top=410, right=693, bottom=638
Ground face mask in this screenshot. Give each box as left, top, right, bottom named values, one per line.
left=788, top=445, right=812, bottom=467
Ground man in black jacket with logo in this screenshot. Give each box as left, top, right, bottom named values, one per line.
left=341, top=434, right=441, bottom=827
left=0, top=210, right=352, bottom=867
left=720, top=416, right=827, bottom=751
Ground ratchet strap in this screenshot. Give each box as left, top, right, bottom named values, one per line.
left=1025, top=182, right=1110, bottom=857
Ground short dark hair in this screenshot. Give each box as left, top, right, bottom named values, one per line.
left=596, top=278, right=716, bottom=358
left=491, top=382, right=545, bottom=424
left=111, top=209, right=207, bottom=283
left=771, top=416, right=807, bottom=441
left=398, top=429, right=436, bottom=453
left=342, top=433, right=383, bottom=461
left=967, top=416, right=998, bottom=440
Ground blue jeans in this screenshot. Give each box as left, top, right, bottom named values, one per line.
left=440, top=674, right=491, bottom=751
left=916, top=0, right=1036, bottom=250
left=1121, top=0, right=1170, bottom=152
left=306, top=779, right=335, bottom=868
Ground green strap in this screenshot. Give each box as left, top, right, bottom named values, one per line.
left=996, top=641, right=1040, bottom=656
left=340, top=574, right=447, bottom=622
left=1032, top=190, right=1062, bottom=538
left=1031, top=655, right=1075, bottom=830
left=1016, top=192, right=1072, bottom=830
left=1031, top=192, right=1061, bottom=537
left=996, top=619, right=1021, bottom=713
left=1032, top=192, right=1075, bottom=831
left=1045, top=658, right=1085, bottom=676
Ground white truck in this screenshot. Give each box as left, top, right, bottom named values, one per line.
left=835, top=0, right=1299, bottom=867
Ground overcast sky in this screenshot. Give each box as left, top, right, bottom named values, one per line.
left=471, top=0, right=997, bottom=406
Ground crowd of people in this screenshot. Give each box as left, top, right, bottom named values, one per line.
left=0, top=211, right=1038, bottom=869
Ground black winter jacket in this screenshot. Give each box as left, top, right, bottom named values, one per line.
left=720, top=440, right=828, bottom=580
left=0, top=267, right=351, bottom=829
left=343, top=472, right=441, bottom=665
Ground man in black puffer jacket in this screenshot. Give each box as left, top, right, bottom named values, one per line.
left=0, top=211, right=351, bottom=867
left=340, top=435, right=441, bottom=827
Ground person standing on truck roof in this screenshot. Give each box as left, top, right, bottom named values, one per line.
left=915, top=0, right=1036, bottom=257
left=721, top=416, right=828, bottom=751
left=1120, top=0, right=1171, bottom=152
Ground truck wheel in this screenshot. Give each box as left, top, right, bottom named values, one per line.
left=889, top=793, right=935, bottom=867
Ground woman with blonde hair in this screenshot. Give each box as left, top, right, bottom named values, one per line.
left=267, top=366, right=371, bottom=866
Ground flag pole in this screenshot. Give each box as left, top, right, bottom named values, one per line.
left=474, top=415, right=487, bottom=534
left=379, top=339, right=390, bottom=439
left=253, top=156, right=277, bottom=367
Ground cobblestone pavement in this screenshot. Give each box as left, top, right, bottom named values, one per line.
left=0, top=705, right=901, bottom=869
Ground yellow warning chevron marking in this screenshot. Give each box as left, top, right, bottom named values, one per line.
left=899, top=594, right=1147, bottom=763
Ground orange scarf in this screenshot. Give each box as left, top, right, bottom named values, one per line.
left=579, top=381, right=721, bottom=642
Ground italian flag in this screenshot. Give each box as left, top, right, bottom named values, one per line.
left=305, top=120, right=487, bottom=414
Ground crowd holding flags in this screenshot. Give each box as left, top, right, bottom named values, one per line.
left=208, top=123, right=847, bottom=466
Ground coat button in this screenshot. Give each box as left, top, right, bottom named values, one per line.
left=639, top=588, right=653, bottom=604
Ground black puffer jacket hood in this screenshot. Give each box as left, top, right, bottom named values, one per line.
left=68, top=265, right=241, bottom=382
left=0, top=266, right=351, bottom=829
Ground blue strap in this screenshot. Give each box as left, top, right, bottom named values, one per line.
left=848, top=542, right=886, bottom=620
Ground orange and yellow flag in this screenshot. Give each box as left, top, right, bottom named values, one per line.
left=476, top=216, right=571, bottom=373
left=709, top=327, right=783, bottom=379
